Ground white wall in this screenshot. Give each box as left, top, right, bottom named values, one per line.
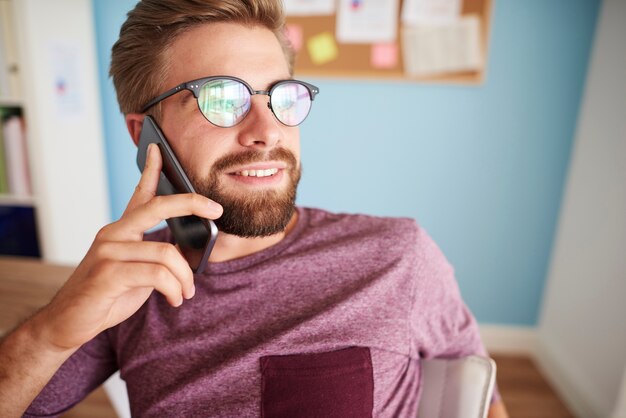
left=537, top=0, right=626, bottom=417
left=613, top=371, right=626, bottom=418
left=14, top=0, right=109, bottom=264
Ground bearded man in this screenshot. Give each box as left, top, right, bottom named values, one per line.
left=0, top=1, right=507, bottom=417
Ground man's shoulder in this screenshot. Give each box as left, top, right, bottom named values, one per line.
left=301, top=207, right=421, bottom=242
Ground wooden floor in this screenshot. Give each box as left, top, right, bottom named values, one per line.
left=61, top=388, right=116, bottom=418
left=492, top=354, right=575, bottom=418
left=60, top=354, right=575, bottom=418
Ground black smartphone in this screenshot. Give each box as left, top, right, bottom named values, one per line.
left=136, top=115, right=218, bottom=274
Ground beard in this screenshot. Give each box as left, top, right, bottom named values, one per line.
left=188, top=147, right=301, bottom=238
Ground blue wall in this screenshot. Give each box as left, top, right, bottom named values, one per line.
left=93, top=0, right=600, bottom=326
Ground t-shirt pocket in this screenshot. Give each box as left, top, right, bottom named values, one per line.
left=260, top=346, right=374, bottom=418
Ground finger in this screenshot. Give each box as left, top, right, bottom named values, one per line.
left=112, top=193, right=222, bottom=240
left=117, top=261, right=185, bottom=307
left=93, top=241, right=195, bottom=299
left=89, top=259, right=184, bottom=308
left=125, top=143, right=163, bottom=214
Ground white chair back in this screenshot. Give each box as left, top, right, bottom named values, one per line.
left=417, top=355, right=496, bottom=418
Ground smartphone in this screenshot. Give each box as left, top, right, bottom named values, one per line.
left=136, top=115, right=218, bottom=274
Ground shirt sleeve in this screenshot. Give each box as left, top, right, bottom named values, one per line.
left=23, top=331, right=118, bottom=417
left=410, top=225, right=501, bottom=404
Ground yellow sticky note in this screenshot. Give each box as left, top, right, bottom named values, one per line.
left=307, top=32, right=338, bottom=66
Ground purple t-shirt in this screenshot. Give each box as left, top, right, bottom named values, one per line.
left=27, top=207, right=496, bottom=417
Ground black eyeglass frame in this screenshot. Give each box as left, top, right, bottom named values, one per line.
left=140, top=75, right=320, bottom=127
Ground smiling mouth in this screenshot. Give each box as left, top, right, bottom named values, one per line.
left=232, top=168, right=280, bottom=178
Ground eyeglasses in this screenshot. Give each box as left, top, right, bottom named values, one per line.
left=141, top=76, right=319, bottom=128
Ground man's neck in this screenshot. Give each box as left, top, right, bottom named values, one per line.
left=207, top=211, right=299, bottom=263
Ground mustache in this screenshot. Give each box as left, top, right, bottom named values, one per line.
left=211, top=147, right=298, bottom=173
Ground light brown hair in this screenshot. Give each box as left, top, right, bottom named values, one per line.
left=110, top=0, right=294, bottom=115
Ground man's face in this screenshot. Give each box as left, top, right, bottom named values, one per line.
left=157, top=23, right=301, bottom=237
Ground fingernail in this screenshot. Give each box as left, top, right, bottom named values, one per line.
left=147, top=143, right=155, bottom=160
left=208, top=200, right=223, bottom=214
left=187, top=285, right=196, bottom=299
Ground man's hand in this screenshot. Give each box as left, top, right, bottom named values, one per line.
left=488, top=400, right=510, bottom=418
left=0, top=143, right=222, bottom=416
left=34, top=143, right=222, bottom=351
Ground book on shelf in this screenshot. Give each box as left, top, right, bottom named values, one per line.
left=0, top=108, right=31, bottom=197
left=0, top=205, right=40, bottom=257
left=0, top=113, right=8, bottom=193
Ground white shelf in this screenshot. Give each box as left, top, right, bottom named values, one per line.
left=0, top=193, right=36, bottom=207
left=0, top=97, right=23, bottom=107
left=8, top=0, right=110, bottom=264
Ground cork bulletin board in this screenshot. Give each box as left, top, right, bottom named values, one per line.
left=286, top=0, right=493, bottom=84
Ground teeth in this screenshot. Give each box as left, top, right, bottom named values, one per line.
left=235, top=168, right=279, bottom=177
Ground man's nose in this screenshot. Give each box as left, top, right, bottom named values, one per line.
left=236, top=96, right=282, bottom=149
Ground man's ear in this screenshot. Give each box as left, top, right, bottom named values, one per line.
left=126, top=113, right=144, bottom=146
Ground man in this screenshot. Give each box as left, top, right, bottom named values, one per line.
left=0, top=1, right=508, bottom=416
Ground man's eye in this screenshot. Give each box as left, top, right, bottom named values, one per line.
left=180, top=92, right=195, bottom=107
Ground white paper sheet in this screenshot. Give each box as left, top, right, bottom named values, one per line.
left=336, top=0, right=400, bottom=44
left=284, top=0, right=335, bottom=16
left=402, top=0, right=462, bottom=26
left=48, top=41, right=85, bottom=119
left=402, top=14, right=483, bottom=77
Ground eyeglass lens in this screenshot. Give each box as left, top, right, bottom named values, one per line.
left=197, top=79, right=312, bottom=127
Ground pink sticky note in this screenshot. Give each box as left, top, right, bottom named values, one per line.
left=371, top=43, right=398, bottom=69
left=285, top=24, right=303, bottom=52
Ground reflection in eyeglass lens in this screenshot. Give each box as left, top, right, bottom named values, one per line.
left=197, top=79, right=312, bottom=127
left=199, top=79, right=250, bottom=127
left=272, top=83, right=311, bottom=126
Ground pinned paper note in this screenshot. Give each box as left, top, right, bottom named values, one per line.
left=49, top=41, right=85, bottom=119
left=350, top=0, right=363, bottom=10
left=284, top=0, right=335, bottom=16
left=371, top=43, right=398, bottom=69
left=285, top=24, right=304, bottom=51
left=307, top=32, right=339, bottom=65
left=402, top=14, right=483, bottom=77
left=402, top=0, right=462, bottom=25
left=336, top=0, right=400, bottom=44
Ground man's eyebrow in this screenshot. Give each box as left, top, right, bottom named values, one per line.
left=268, top=76, right=294, bottom=87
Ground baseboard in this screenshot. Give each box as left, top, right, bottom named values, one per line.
left=477, top=325, right=619, bottom=418
left=534, top=339, right=609, bottom=418
left=478, top=324, right=538, bottom=355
